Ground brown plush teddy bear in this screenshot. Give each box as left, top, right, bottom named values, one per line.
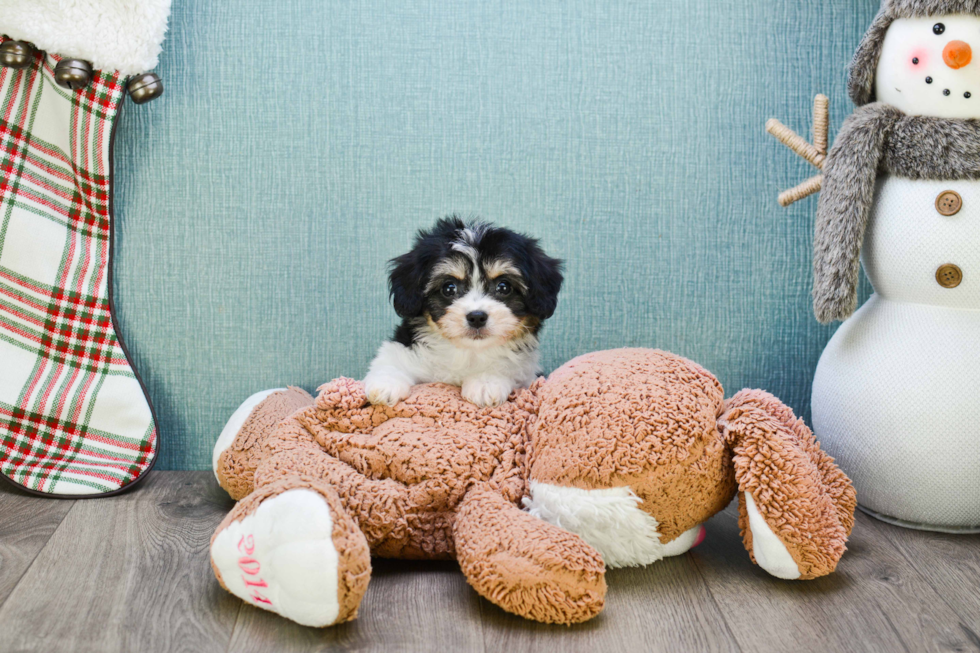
left=210, top=348, right=855, bottom=627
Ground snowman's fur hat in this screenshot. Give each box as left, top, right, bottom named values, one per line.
left=850, top=0, right=980, bottom=106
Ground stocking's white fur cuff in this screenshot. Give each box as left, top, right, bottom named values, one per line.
left=0, top=0, right=172, bottom=75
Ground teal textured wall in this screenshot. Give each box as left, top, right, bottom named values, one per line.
left=112, top=0, right=879, bottom=470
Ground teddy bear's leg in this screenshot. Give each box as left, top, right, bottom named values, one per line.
left=719, top=389, right=857, bottom=580
left=453, top=483, right=606, bottom=625
left=253, top=446, right=434, bottom=556
left=210, top=475, right=371, bottom=627
left=213, top=387, right=315, bottom=500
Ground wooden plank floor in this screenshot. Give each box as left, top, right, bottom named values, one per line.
left=0, top=472, right=977, bottom=653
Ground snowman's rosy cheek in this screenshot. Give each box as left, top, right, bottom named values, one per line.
left=908, top=48, right=930, bottom=71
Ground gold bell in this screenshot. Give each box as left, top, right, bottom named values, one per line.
left=127, top=72, right=164, bottom=104
left=54, top=59, right=93, bottom=90
left=0, top=40, right=36, bottom=69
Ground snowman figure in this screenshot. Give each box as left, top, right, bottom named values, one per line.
left=783, top=0, right=980, bottom=532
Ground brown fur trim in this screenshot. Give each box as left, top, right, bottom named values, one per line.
left=887, top=0, right=980, bottom=16
left=813, top=103, right=903, bottom=323
left=848, top=8, right=893, bottom=106
left=883, top=114, right=980, bottom=179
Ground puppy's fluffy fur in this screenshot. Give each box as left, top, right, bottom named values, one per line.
left=364, top=217, right=563, bottom=407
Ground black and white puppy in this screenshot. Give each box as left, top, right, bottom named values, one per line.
left=364, top=217, right=563, bottom=407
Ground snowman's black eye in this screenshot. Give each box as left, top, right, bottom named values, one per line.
left=934, top=23, right=946, bottom=35
left=913, top=57, right=920, bottom=64
left=926, top=76, right=934, bottom=84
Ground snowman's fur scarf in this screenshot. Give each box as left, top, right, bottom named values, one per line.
left=850, top=0, right=980, bottom=105
left=814, top=102, right=980, bottom=323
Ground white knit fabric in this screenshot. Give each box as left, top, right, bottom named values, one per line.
left=0, top=0, right=172, bottom=75
left=863, top=177, right=980, bottom=308
left=813, top=177, right=980, bottom=530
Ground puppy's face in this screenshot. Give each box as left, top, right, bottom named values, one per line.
left=425, top=252, right=528, bottom=347
left=389, top=218, right=564, bottom=349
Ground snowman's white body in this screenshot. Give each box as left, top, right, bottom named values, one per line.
left=812, top=177, right=980, bottom=530
left=810, top=14, right=980, bottom=531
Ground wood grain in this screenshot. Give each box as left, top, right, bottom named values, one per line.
left=861, top=515, right=980, bottom=643
left=0, top=472, right=239, bottom=653
left=0, top=482, right=74, bottom=606
left=1, top=473, right=979, bottom=652
left=226, top=558, right=485, bottom=653
left=479, top=554, right=740, bottom=653
left=695, top=503, right=980, bottom=653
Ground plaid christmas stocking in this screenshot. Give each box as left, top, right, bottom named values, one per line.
left=0, top=2, right=170, bottom=496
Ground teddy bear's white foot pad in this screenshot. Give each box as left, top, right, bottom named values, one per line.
left=210, top=489, right=341, bottom=626
left=212, top=388, right=285, bottom=478
left=744, top=492, right=801, bottom=580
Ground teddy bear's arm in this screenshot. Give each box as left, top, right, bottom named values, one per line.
left=453, top=483, right=606, bottom=625
left=254, top=446, right=422, bottom=555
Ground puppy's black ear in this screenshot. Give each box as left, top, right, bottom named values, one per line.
left=520, top=242, right=564, bottom=320
left=388, top=251, right=425, bottom=318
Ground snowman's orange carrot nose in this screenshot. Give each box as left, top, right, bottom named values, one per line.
left=944, top=40, right=973, bottom=69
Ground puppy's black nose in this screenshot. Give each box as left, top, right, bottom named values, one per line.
left=466, top=311, right=489, bottom=328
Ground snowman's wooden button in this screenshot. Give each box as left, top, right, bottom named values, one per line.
left=936, top=264, right=963, bottom=289
left=936, top=191, right=963, bottom=216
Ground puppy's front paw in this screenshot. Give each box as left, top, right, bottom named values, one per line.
left=461, top=376, right=515, bottom=408
left=364, top=372, right=412, bottom=406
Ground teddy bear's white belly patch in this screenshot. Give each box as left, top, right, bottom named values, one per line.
left=210, top=489, right=341, bottom=627
left=522, top=481, right=701, bottom=568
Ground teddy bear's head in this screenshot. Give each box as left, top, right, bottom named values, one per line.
left=524, top=349, right=737, bottom=551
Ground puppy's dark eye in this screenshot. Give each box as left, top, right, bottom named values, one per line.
left=495, top=280, right=512, bottom=296
left=934, top=23, right=946, bottom=35
left=441, top=281, right=458, bottom=297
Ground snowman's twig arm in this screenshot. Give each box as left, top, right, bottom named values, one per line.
left=813, top=103, right=902, bottom=324
left=779, top=175, right=824, bottom=208
left=767, top=95, right=831, bottom=206
left=766, top=120, right=826, bottom=170
left=813, top=95, right=829, bottom=155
